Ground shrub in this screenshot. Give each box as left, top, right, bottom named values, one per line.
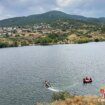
left=76, top=38, right=92, bottom=44
left=52, top=91, right=71, bottom=101
left=0, top=42, right=8, bottom=48
left=94, top=38, right=99, bottom=42
left=35, top=37, right=52, bottom=45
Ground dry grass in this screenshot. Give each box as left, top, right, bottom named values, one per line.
left=37, top=96, right=105, bottom=105
left=52, top=96, right=105, bottom=105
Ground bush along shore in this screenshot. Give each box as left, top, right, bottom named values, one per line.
left=37, top=91, right=105, bottom=105
left=0, top=32, right=105, bottom=48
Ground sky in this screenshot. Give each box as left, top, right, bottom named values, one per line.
left=0, top=0, right=105, bottom=20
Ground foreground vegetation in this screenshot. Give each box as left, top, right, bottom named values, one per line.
left=37, top=92, right=105, bottom=105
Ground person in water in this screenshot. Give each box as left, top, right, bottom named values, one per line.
left=90, top=77, right=92, bottom=82
left=45, top=80, right=51, bottom=88
left=86, top=76, right=89, bottom=80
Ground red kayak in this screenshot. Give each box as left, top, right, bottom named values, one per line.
left=83, top=77, right=92, bottom=84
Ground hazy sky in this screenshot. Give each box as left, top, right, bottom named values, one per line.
left=0, top=0, right=105, bottom=20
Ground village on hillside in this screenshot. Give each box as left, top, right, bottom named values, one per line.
left=0, top=21, right=105, bottom=48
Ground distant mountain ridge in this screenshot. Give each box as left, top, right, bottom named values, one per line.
left=0, top=10, right=105, bottom=27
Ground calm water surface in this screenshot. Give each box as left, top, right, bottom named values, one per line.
left=0, top=42, right=105, bottom=105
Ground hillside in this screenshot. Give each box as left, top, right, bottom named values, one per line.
left=0, top=10, right=105, bottom=48
left=0, top=10, right=105, bottom=27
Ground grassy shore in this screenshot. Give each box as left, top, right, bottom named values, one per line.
left=0, top=32, right=105, bottom=48
left=37, top=92, right=105, bottom=105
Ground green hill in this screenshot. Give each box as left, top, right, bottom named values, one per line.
left=0, top=10, right=105, bottom=27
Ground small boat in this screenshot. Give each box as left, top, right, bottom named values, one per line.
left=83, top=77, right=92, bottom=84
left=44, top=81, right=51, bottom=88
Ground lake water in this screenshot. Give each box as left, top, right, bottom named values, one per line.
left=0, top=42, right=105, bottom=105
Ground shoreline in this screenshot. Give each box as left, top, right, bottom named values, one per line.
left=0, top=41, right=105, bottom=49
left=37, top=92, right=105, bottom=105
